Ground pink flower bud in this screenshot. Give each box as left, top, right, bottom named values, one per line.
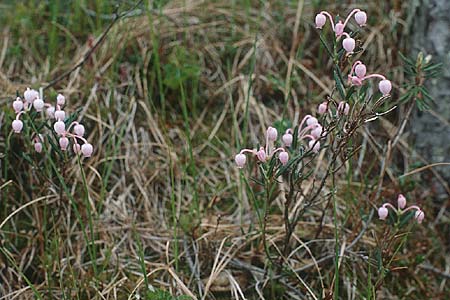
left=266, top=127, right=278, bottom=142
left=59, top=137, right=69, bottom=151
left=355, top=11, right=367, bottom=26
left=54, top=110, right=66, bottom=121
left=338, top=101, right=350, bottom=116
left=334, top=21, right=344, bottom=36
left=279, top=151, right=289, bottom=165
left=355, top=64, right=367, bottom=78
left=235, top=153, right=246, bottom=168
left=308, top=140, right=320, bottom=153
left=54, top=121, right=66, bottom=135
left=74, top=124, right=85, bottom=136
left=350, top=76, right=363, bottom=86
left=12, top=120, right=23, bottom=133
left=81, top=143, right=93, bottom=157
left=415, top=210, right=424, bottom=224
left=397, top=194, right=406, bottom=209
left=256, top=148, right=267, bottom=162
left=379, top=80, right=392, bottom=96
left=343, top=37, right=355, bottom=53
left=378, top=206, right=388, bottom=220
left=34, top=142, right=42, bottom=153
left=306, top=116, right=318, bottom=126
left=56, top=94, right=65, bottom=106
left=13, top=98, right=24, bottom=112
left=46, top=106, right=55, bottom=118
left=318, top=102, right=328, bottom=114
left=33, top=98, right=44, bottom=112
left=73, top=143, right=81, bottom=154
left=282, top=133, right=293, bottom=147
left=311, top=124, right=323, bottom=139
left=315, top=13, right=326, bottom=29
left=24, top=88, right=38, bottom=103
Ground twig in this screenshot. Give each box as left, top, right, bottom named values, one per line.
left=43, top=1, right=143, bottom=90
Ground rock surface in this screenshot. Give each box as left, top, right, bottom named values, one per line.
left=411, top=0, right=450, bottom=192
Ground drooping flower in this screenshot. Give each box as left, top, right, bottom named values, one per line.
left=12, top=120, right=23, bottom=133
left=282, top=132, right=293, bottom=147
left=378, top=80, right=392, bottom=96
left=397, top=194, right=406, bottom=209
left=81, top=143, right=94, bottom=157
left=54, top=121, right=66, bottom=135
left=279, top=151, right=289, bottom=165
left=378, top=206, right=388, bottom=220
left=13, top=98, right=24, bottom=113
left=318, top=102, right=328, bottom=115
left=315, top=13, right=326, bottom=29
left=354, top=11, right=367, bottom=26
left=235, top=153, right=247, bottom=168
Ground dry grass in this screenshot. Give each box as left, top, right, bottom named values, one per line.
left=0, top=1, right=449, bottom=299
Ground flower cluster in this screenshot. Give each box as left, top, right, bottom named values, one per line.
left=315, top=8, right=367, bottom=54
left=11, top=88, right=93, bottom=157
left=235, top=115, right=324, bottom=168
left=378, top=194, right=425, bottom=224
left=348, top=61, right=392, bottom=96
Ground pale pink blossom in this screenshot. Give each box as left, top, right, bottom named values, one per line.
left=81, top=143, right=93, bottom=157
left=397, top=194, right=406, bottom=209
left=235, top=153, right=247, bottom=168
left=279, top=151, right=289, bottom=165
left=54, top=121, right=66, bottom=135
left=318, top=102, right=328, bottom=114
left=59, top=137, right=69, bottom=151
left=379, top=79, right=392, bottom=96
left=315, top=13, right=326, bottom=28
left=13, top=98, right=24, bottom=112
left=12, top=120, right=23, bottom=133
left=354, top=11, right=367, bottom=26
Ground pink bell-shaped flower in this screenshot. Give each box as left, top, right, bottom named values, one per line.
left=318, top=102, right=328, bottom=115
left=234, top=153, right=247, bottom=168
left=59, top=137, right=69, bottom=151
left=334, top=21, right=344, bottom=36
left=338, top=101, right=350, bottom=116
left=311, top=124, right=323, bottom=139
left=379, top=79, right=392, bottom=96
left=282, top=133, right=293, bottom=147
left=24, top=88, right=38, bottom=103
left=12, top=120, right=23, bottom=133
left=343, top=37, right=355, bottom=53
left=397, top=194, right=406, bottom=209
left=378, top=206, right=388, bottom=220
left=415, top=210, right=425, bottom=224
left=309, top=140, right=320, bottom=153
left=13, top=98, right=24, bottom=112
left=57, top=94, right=65, bottom=106
left=266, top=126, right=278, bottom=142
left=34, top=142, right=43, bottom=153
left=315, top=13, right=326, bottom=29
left=54, top=110, right=66, bottom=121
left=306, top=116, right=318, bottom=126
left=279, top=151, right=289, bottom=165
left=33, top=98, right=45, bottom=112
left=74, top=124, right=85, bottom=136
left=46, top=106, right=55, bottom=118
left=355, top=64, right=367, bottom=78
left=54, top=121, right=66, bottom=135
left=256, top=148, right=267, bottom=162
left=81, top=143, right=93, bottom=157
left=355, top=11, right=367, bottom=26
